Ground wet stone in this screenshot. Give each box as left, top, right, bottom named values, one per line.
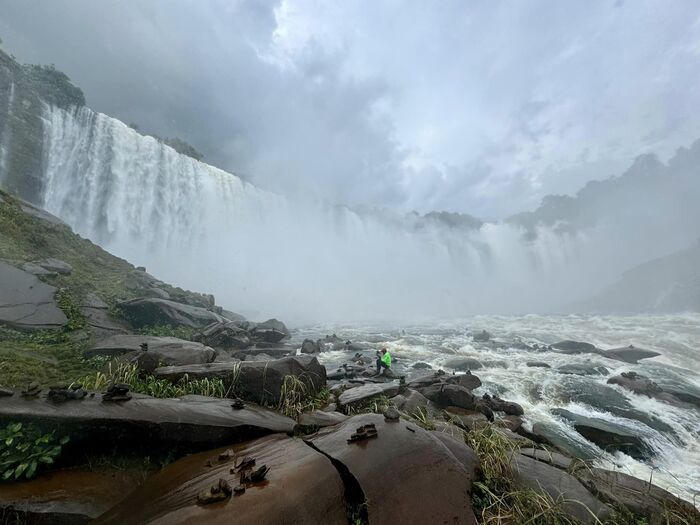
left=0, top=387, right=14, bottom=397
left=383, top=407, right=400, bottom=421
left=348, top=423, right=378, bottom=443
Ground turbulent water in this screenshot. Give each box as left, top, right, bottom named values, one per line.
left=293, top=314, right=700, bottom=504
left=36, top=104, right=680, bottom=324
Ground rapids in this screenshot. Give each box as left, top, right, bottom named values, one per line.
left=294, top=314, right=700, bottom=504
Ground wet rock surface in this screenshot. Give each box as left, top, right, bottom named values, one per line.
left=309, top=413, right=479, bottom=524
left=575, top=468, right=700, bottom=525
left=93, top=434, right=348, bottom=525
left=0, top=392, right=295, bottom=451
left=552, top=408, right=651, bottom=459
left=518, top=447, right=575, bottom=470
left=298, top=410, right=348, bottom=428
left=337, top=382, right=400, bottom=410
left=511, top=454, right=611, bottom=524
left=0, top=261, right=68, bottom=330
left=0, top=467, right=143, bottom=525
left=86, top=335, right=217, bottom=365
left=599, top=344, right=661, bottom=363
left=117, top=297, right=228, bottom=328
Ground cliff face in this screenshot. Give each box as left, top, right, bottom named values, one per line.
left=577, top=240, right=700, bottom=313
left=0, top=49, right=84, bottom=203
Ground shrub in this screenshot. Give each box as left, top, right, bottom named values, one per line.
left=0, top=422, right=69, bottom=481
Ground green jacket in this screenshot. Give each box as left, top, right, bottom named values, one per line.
left=381, top=351, right=392, bottom=367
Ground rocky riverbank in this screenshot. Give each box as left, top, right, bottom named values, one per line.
left=1, top=193, right=698, bottom=524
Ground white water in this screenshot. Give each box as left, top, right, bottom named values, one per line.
left=37, top=104, right=670, bottom=324
left=297, top=314, right=700, bottom=504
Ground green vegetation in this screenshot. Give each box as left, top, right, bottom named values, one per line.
left=345, top=394, right=391, bottom=416
left=137, top=324, right=196, bottom=341
left=277, top=375, right=330, bottom=419
left=76, top=362, right=228, bottom=399
left=0, top=422, right=69, bottom=481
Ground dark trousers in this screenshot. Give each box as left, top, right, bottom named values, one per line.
left=376, top=358, right=389, bottom=374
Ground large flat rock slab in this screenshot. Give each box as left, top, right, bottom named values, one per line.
left=86, top=335, right=216, bottom=366
left=0, top=261, right=67, bottom=330
left=309, top=413, right=478, bottom=524
left=337, top=382, right=400, bottom=410
left=0, top=467, right=142, bottom=524
left=94, top=434, right=347, bottom=525
left=511, top=454, right=611, bottom=524
left=118, top=297, right=227, bottom=328
left=0, top=393, right=295, bottom=451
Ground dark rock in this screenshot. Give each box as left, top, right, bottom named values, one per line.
left=497, top=415, right=523, bottom=432
left=445, top=406, right=489, bottom=431
left=193, top=321, right=253, bottom=350
left=429, top=431, right=480, bottom=485
left=86, top=335, right=216, bottom=366
left=407, top=370, right=446, bottom=389
left=519, top=447, right=574, bottom=470
left=300, top=338, right=320, bottom=354
left=383, top=407, right=400, bottom=421
left=411, top=361, right=432, bottom=370
left=530, top=422, right=599, bottom=461
left=337, top=382, right=400, bottom=410
left=556, top=363, right=609, bottom=376
left=606, top=372, right=690, bottom=410
left=310, top=414, right=478, bottom=524
left=0, top=261, right=67, bottom=330
left=0, top=467, right=144, bottom=524
left=236, top=355, right=326, bottom=405
left=575, top=468, right=700, bottom=525
left=298, top=410, right=348, bottom=428
left=0, top=392, right=295, bottom=451
left=443, top=357, right=482, bottom=371
left=117, top=297, right=227, bottom=328
left=600, top=345, right=661, bottom=363
left=552, top=408, right=651, bottom=459
left=481, top=394, right=524, bottom=416
left=422, top=384, right=478, bottom=411
left=94, top=435, right=347, bottom=524
left=551, top=340, right=597, bottom=354
left=511, top=454, right=611, bottom=524
left=526, top=361, right=551, bottom=368
left=472, top=329, right=491, bottom=342
left=391, top=388, right=430, bottom=415
left=445, top=372, right=482, bottom=391
left=252, top=318, right=289, bottom=342
left=0, top=387, right=14, bottom=397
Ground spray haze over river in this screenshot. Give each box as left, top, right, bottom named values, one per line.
left=25, top=104, right=700, bottom=504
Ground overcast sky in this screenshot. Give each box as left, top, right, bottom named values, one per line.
left=2, top=0, right=700, bottom=219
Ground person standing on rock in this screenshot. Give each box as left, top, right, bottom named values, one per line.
left=376, top=347, right=392, bottom=375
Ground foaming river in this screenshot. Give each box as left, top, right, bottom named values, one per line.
left=292, top=313, right=700, bottom=504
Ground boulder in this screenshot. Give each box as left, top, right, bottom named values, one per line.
left=445, top=372, right=482, bottom=391
left=220, top=308, right=246, bottom=322
left=0, top=393, right=295, bottom=451
left=0, top=261, right=67, bottom=330
left=472, top=329, right=492, bottom=342
left=118, top=297, right=227, bottom=328
left=606, top=372, right=689, bottom=409
left=93, top=434, right=347, bottom=525
left=575, top=468, right=700, bottom=525
left=393, top=388, right=430, bottom=415
left=253, top=318, right=290, bottom=342
left=193, top=321, right=253, bottom=350
left=429, top=431, right=480, bottom=485
left=411, top=362, right=432, bottom=370
left=298, top=410, right=349, bottom=428
left=85, top=335, right=216, bottom=366
left=0, top=467, right=141, bottom=524
left=526, top=361, right=551, bottom=368
left=552, top=409, right=651, bottom=459
left=443, top=357, right=483, bottom=371
left=510, top=454, right=611, bottom=524
left=407, top=371, right=447, bottom=389
left=481, top=394, right=524, bottom=416
left=518, top=447, right=574, bottom=470
left=236, top=355, right=326, bottom=405
left=309, top=414, right=478, bottom=524
left=600, top=345, right=661, bottom=364
left=445, top=407, right=489, bottom=431
left=556, top=363, right=609, bottom=376
left=337, top=382, right=400, bottom=410
left=21, top=261, right=57, bottom=276
left=422, top=384, right=480, bottom=411
left=550, top=340, right=597, bottom=354
left=300, top=338, right=320, bottom=354
left=35, top=257, right=73, bottom=275
left=154, top=362, right=241, bottom=385
left=497, top=415, right=523, bottom=432
left=145, top=287, right=170, bottom=299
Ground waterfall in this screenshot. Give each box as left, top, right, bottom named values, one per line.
left=38, top=105, right=625, bottom=323
left=0, top=77, right=15, bottom=185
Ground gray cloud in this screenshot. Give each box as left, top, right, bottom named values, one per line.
left=1, top=0, right=700, bottom=218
